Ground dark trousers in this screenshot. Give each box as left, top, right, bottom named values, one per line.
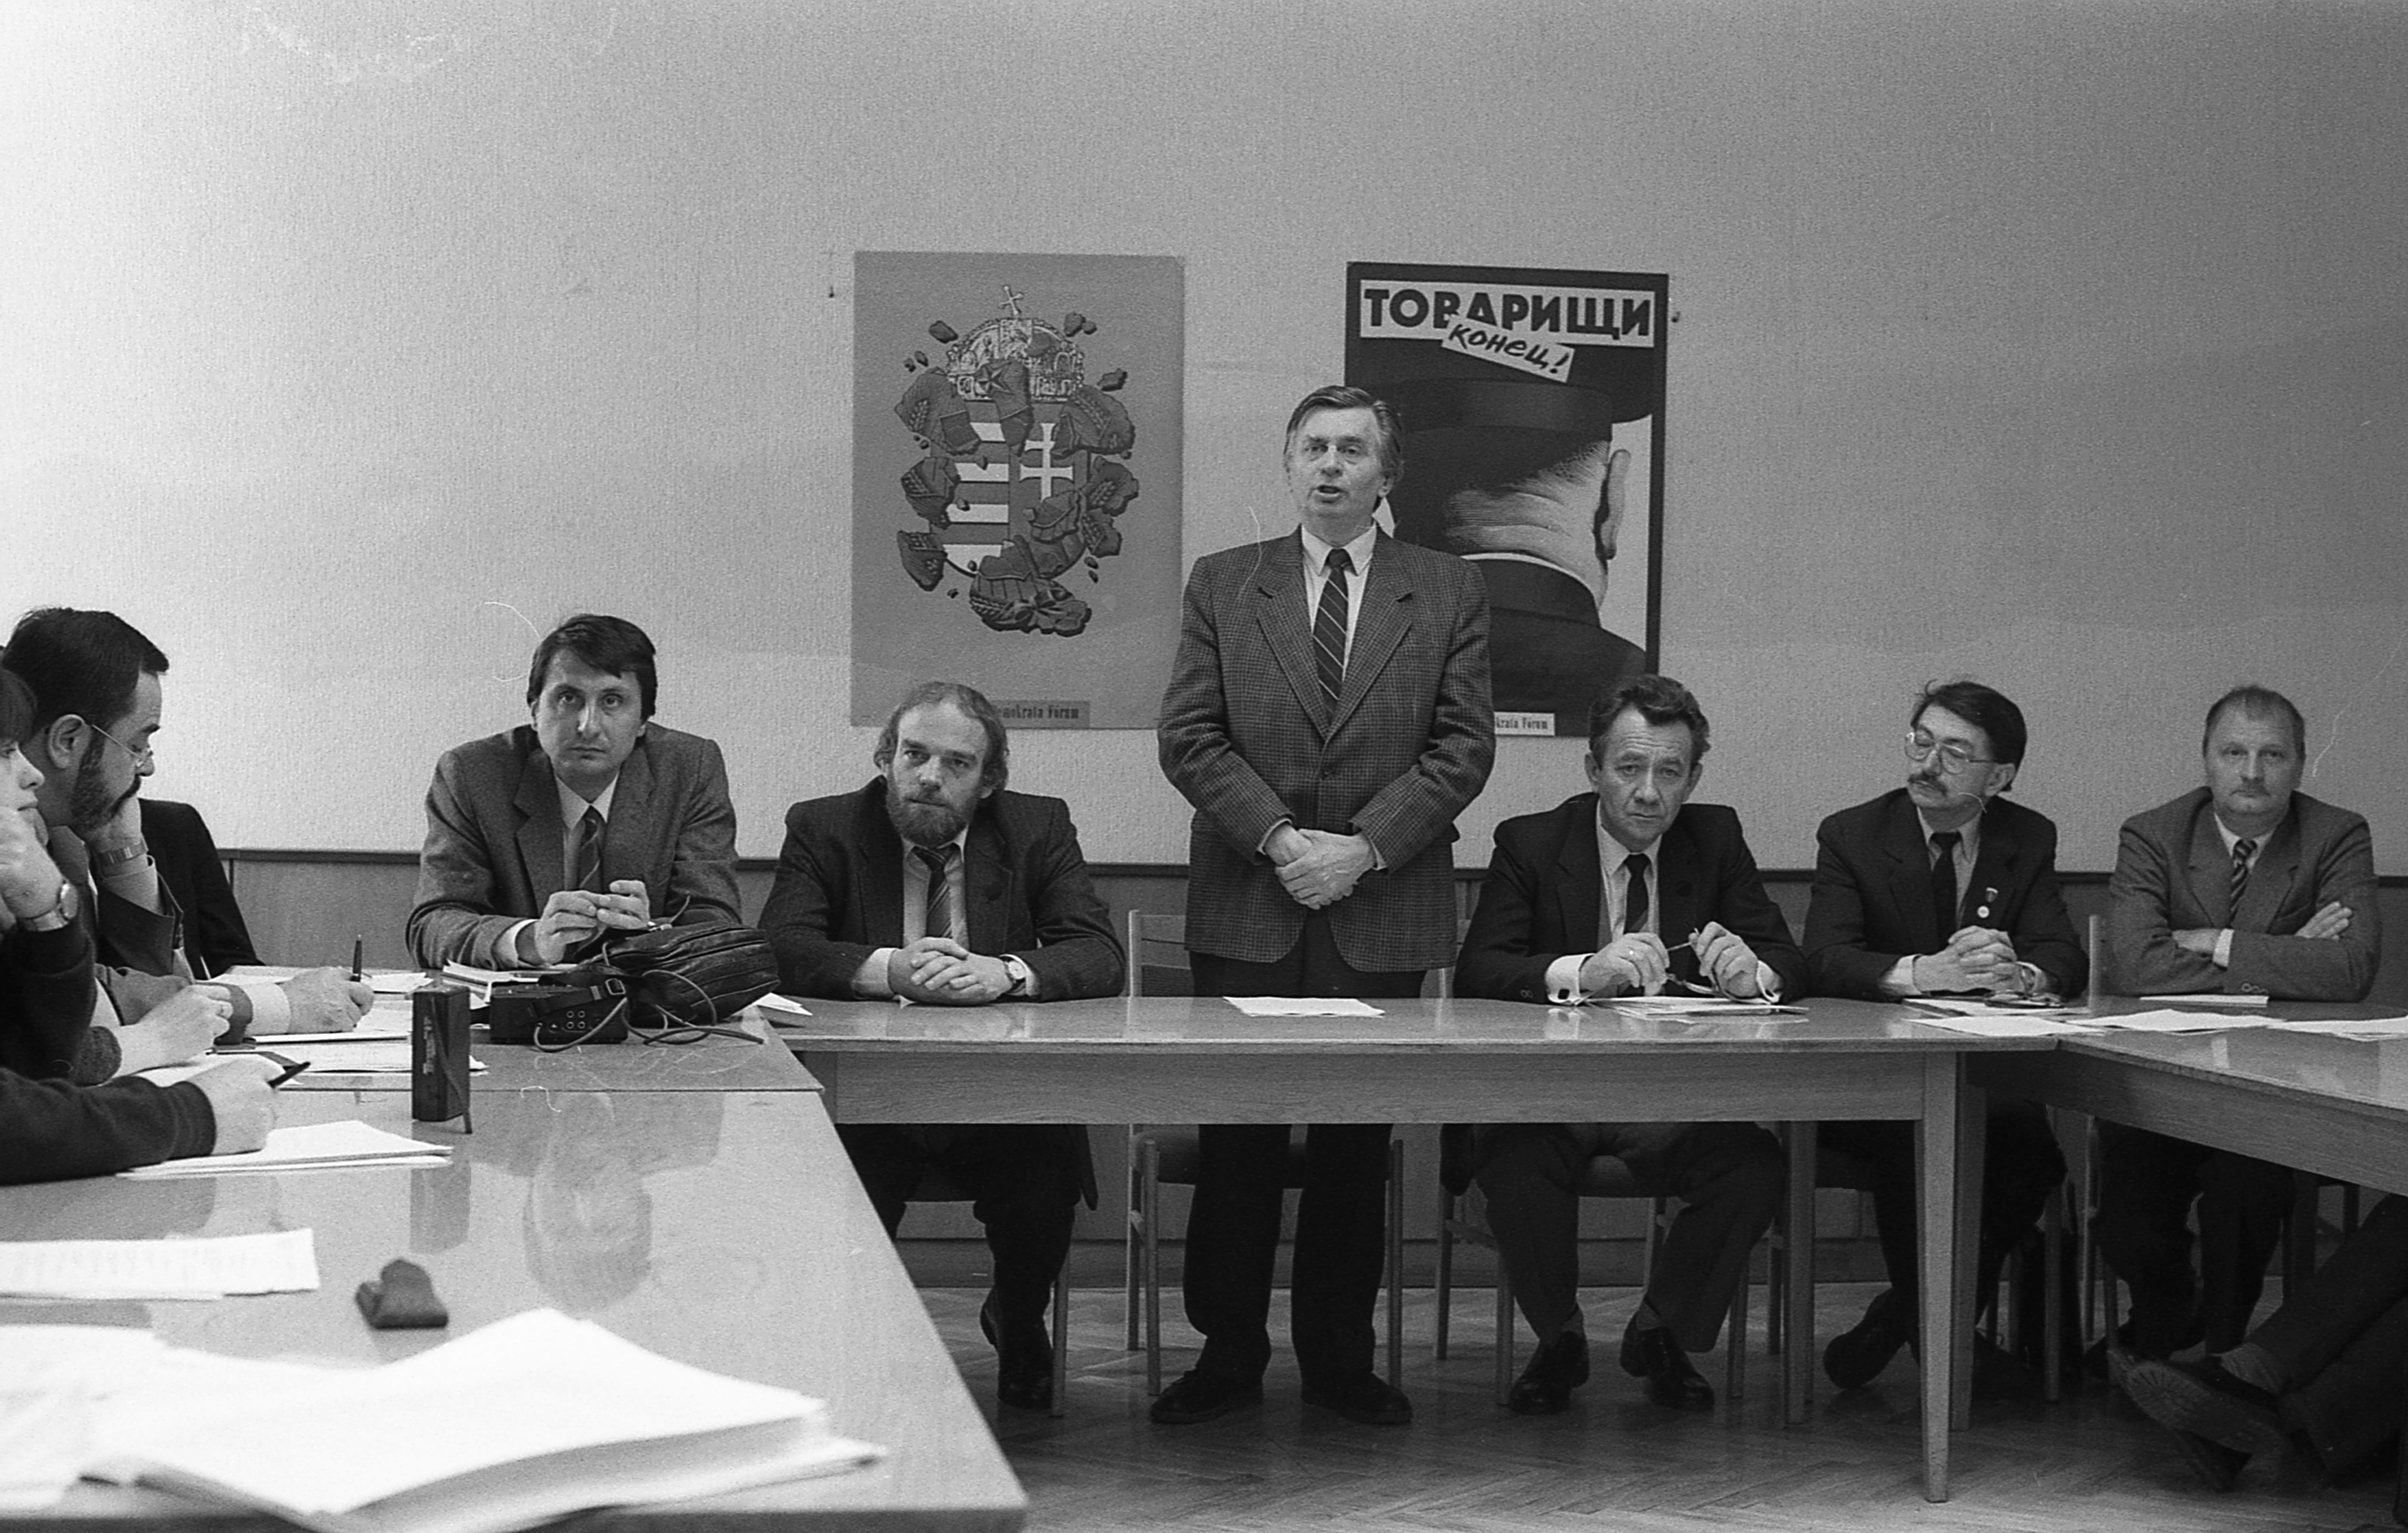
left=1820, top=1097, right=2065, bottom=1317
left=1471, top=1120, right=1785, bottom=1355
left=2255, top=1195, right=2408, bottom=1474
left=838, top=1122, right=1080, bottom=1327
left=1183, top=913, right=1420, bottom=1386
left=2096, top=1123, right=2293, bottom=1353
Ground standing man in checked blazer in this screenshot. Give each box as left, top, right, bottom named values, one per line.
left=2096, top=684, right=2380, bottom=1370
left=1156, top=383, right=1495, bottom=1428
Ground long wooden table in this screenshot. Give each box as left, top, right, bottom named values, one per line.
left=778, top=993, right=2055, bottom=1502
left=2, top=1054, right=1026, bottom=1531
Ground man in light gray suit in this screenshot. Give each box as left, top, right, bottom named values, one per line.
left=408, top=614, right=739, bottom=970
left=1155, top=384, right=1494, bottom=1428
left=2097, top=684, right=2380, bottom=1368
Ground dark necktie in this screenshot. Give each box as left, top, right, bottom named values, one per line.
left=917, top=844, right=958, bottom=941
left=572, top=807, right=605, bottom=894
left=2231, top=837, right=2257, bottom=912
left=1619, top=853, right=1651, bottom=941
left=1929, top=830, right=1961, bottom=944
left=1314, top=547, right=1353, bottom=708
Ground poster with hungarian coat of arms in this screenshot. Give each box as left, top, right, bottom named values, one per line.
left=851, top=251, right=1184, bottom=728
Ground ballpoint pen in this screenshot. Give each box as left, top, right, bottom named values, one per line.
left=351, top=935, right=365, bottom=982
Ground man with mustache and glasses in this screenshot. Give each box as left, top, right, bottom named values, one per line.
left=410, top=613, right=739, bottom=969
left=761, top=680, right=1123, bottom=1413
left=3, top=609, right=369, bottom=1071
left=2093, top=686, right=2379, bottom=1383
left=1802, top=679, right=2084, bottom=1391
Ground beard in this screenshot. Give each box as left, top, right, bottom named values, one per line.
left=68, top=742, right=137, bottom=835
left=886, top=780, right=970, bottom=848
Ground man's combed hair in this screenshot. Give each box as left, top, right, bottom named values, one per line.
left=2203, top=684, right=2306, bottom=758
left=875, top=680, right=1010, bottom=793
left=1283, top=384, right=1404, bottom=487
left=3, top=608, right=171, bottom=736
left=1913, top=679, right=2027, bottom=768
left=1587, top=673, right=1710, bottom=763
left=526, top=615, right=659, bottom=719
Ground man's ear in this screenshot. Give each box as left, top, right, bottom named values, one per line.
left=1993, top=761, right=2018, bottom=795
left=1688, top=760, right=1707, bottom=794
left=36, top=715, right=82, bottom=774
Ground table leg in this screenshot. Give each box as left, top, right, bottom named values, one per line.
left=1917, top=1054, right=1961, bottom=1503
left=1784, top=1121, right=1817, bottom=1426
left=1951, top=1080, right=1986, bottom=1433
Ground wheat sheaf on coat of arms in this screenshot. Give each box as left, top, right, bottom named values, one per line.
left=890, top=285, right=1139, bottom=638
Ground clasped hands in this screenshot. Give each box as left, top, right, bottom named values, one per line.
left=2173, top=899, right=2351, bottom=961
left=1268, top=826, right=1374, bottom=910
left=886, top=937, right=1015, bottom=1005
left=1913, top=926, right=2029, bottom=994
left=525, top=879, right=654, bottom=965
left=1580, top=921, right=1767, bottom=999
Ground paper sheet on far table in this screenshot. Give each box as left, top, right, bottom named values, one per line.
left=2087, top=1008, right=2269, bottom=1034
left=1223, top=996, right=1385, bottom=1017
left=2137, top=992, right=2269, bottom=1008
left=2266, top=1015, right=2408, bottom=1041
left=0, top=1229, right=318, bottom=1300
left=1913, top=1016, right=2094, bottom=1038
left=121, top=1121, right=450, bottom=1179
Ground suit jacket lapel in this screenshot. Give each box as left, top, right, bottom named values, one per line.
left=1251, top=533, right=1330, bottom=734
left=1879, top=794, right=1943, bottom=952
left=963, top=811, right=1015, bottom=955
left=1328, top=534, right=1412, bottom=736
left=851, top=783, right=908, bottom=945
left=1962, top=803, right=2023, bottom=928
left=604, top=737, right=661, bottom=898
left=2185, top=802, right=2233, bottom=927
left=513, top=750, right=566, bottom=904
left=1551, top=801, right=1605, bottom=952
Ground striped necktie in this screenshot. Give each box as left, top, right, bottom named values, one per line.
left=1314, top=547, right=1353, bottom=708
left=917, top=844, right=958, bottom=941
left=572, top=807, right=604, bottom=893
left=2231, top=837, right=2257, bottom=912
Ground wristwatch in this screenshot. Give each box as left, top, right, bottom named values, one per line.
left=89, top=841, right=151, bottom=875
left=1002, top=954, right=1033, bottom=998
left=21, top=879, right=80, bottom=934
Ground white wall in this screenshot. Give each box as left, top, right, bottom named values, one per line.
left=5, top=0, right=2405, bottom=871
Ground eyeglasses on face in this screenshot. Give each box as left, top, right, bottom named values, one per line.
left=1904, top=732, right=1995, bottom=772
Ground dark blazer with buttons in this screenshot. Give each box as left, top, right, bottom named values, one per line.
left=1158, top=529, right=1494, bottom=971
left=406, top=724, right=740, bottom=970
left=1804, top=787, right=2086, bottom=1001
left=761, top=779, right=1124, bottom=1001
left=1455, top=794, right=1806, bottom=1005
left=138, top=799, right=262, bottom=979
left=2106, top=787, right=2378, bottom=1000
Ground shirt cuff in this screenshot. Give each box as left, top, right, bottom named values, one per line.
left=1737, top=961, right=1781, bottom=1003
left=1880, top=955, right=1920, bottom=996
left=1546, top=952, right=1592, bottom=1005
left=503, top=919, right=537, bottom=966
left=2213, top=928, right=2234, bottom=968
left=1256, top=819, right=1294, bottom=859
left=853, top=948, right=897, bottom=999
left=218, top=978, right=292, bottom=1035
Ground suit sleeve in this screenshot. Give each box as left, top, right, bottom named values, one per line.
left=1452, top=830, right=1557, bottom=1003
left=759, top=805, right=878, bottom=999
left=1016, top=800, right=1126, bottom=1000
left=1157, top=561, right=1295, bottom=858
left=0, top=924, right=101, bottom=1080
left=0, top=1070, right=216, bottom=1185
left=665, top=739, right=741, bottom=930
left=2105, top=817, right=2216, bottom=995
left=2227, top=815, right=2381, bottom=1000
left=1344, top=564, right=1496, bottom=868
left=1802, top=820, right=1902, bottom=1000
left=406, top=750, right=520, bottom=971
left=2004, top=818, right=2085, bottom=998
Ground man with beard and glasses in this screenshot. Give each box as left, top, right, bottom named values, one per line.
left=760, top=679, right=1123, bottom=1412
left=2, top=609, right=368, bottom=1072
left=409, top=613, right=740, bottom=969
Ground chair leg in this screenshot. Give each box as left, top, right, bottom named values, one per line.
left=2042, top=1180, right=2066, bottom=1404
left=2345, top=1183, right=2363, bottom=1239
left=1125, top=1139, right=1144, bottom=1351
left=1387, top=1138, right=1404, bottom=1390
left=1050, top=1263, right=1070, bottom=1418
left=1494, top=1268, right=1516, bottom=1407
left=1143, top=1138, right=1164, bottom=1396
left=1766, top=1205, right=1786, bottom=1357
left=1724, top=1264, right=1748, bottom=1414
left=1434, top=1193, right=1456, bottom=1361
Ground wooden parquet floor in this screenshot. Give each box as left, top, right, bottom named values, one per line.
left=917, top=1282, right=2398, bottom=1532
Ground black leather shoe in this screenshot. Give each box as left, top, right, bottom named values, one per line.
left=978, top=1291, right=1054, bottom=1412
left=2122, top=1359, right=2290, bottom=1462
left=1619, top=1319, right=1714, bottom=1412
left=1506, top=1332, right=1590, bottom=1415
left=1148, top=1369, right=1264, bottom=1425
left=1822, top=1287, right=1912, bottom=1390
left=1300, top=1371, right=1413, bottom=1425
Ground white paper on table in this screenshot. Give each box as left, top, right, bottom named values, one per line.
left=273, top=1014, right=414, bottom=1043
left=121, top=1122, right=450, bottom=1180
left=2136, top=992, right=2270, bottom=1008
left=2266, top=1015, right=2408, bottom=1041
left=754, top=993, right=813, bottom=1017
left=443, top=961, right=559, bottom=986
left=367, top=973, right=434, bottom=996
left=1612, top=996, right=1801, bottom=1018
left=2088, top=1008, right=2269, bottom=1034
left=1909, top=998, right=2086, bottom=1019
left=1222, top=996, right=1385, bottom=1017
left=0, top=1229, right=318, bottom=1300
left=1913, top=1016, right=2094, bottom=1038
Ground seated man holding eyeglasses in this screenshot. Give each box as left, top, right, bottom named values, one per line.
left=409, top=614, right=740, bottom=971
left=1801, top=679, right=2084, bottom=1391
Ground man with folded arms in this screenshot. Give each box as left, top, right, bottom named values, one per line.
left=3, top=610, right=368, bottom=1072
left=761, top=680, right=1123, bottom=1412
left=1455, top=675, right=1797, bottom=1415
left=409, top=614, right=740, bottom=970
left=2097, top=685, right=2379, bottom=1373
left=1803, top=679, right=2083, bottom=1388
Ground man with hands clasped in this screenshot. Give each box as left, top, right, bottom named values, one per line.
left=1453, top=675, right=1798, bottom=1416
left=1803, top=679, right=2083, bottom=1389
left=760, top=680, right=1122, bottom=1412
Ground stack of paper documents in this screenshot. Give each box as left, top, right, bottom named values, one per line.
left=1612, top=996, right=1801, bottom=1019
left=2087, top=1009, right=2266, bottom=1034
left=1223, top=996, right=1385, bottom=1017
left=0, top=1230, right=318, bottom=1301
left=121, top=1122, right=450, bottom=1180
